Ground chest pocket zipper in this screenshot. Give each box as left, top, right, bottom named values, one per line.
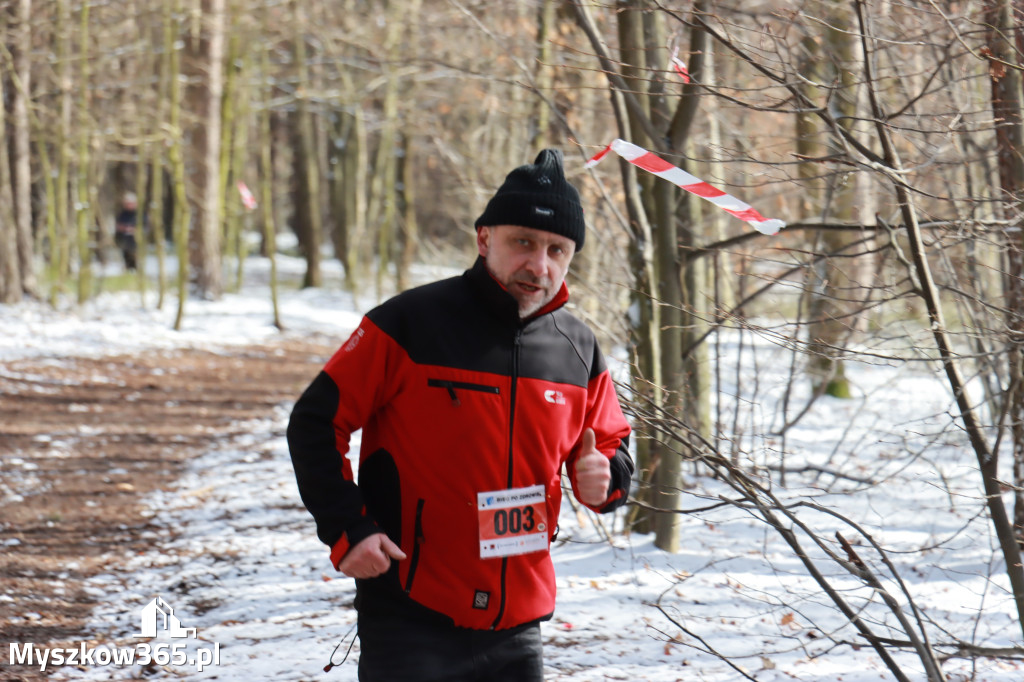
left=427, top=379, right=500, bottom=406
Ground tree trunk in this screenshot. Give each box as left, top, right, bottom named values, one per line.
left=341, top=106, right=368, bottom=292
left=642, top=5, right=684, bottom=553
left=612, top=0, right=660, bottom=536
left=328, top=112, right=350, bottom=281
left=397, top=130, right=418, bottom=293
left=0, top=27, right=20, bottom=304
left=186, top=0, right=226, bottom=299
left=986, top=0, right=1024, bottom=548
left=574, top=0, right=713, bottom=550
left=220, top=22, right=244, bottom=292
left=50, top=0, right=73, bottom=305
left=151, top=0, right=175, bottom=310
left=530, top=0, right=557, bottom=151
left=170, top=0, right=192, bottom=331
left=651, top=176, right=685, bottom=553
left=11, top=0, right=35, bottom=297
left=806, top=0, right=863, bottom=399
left=228, top=27, right=254, bottom=293
left=74, top=1, right=92, bottom=304
left=259, top=10, right=281, bottom=330
left=396, top=0, right=423, bottom=293
left=666, top=2, right=713, bottom=476
left=292, top=0, right=323, bottom=290
left=369, top=0, right=404, bottom=299
left=651, top=1, right=715, bottom=550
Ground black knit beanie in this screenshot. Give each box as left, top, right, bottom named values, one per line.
left=474, top=149, right=585, bottom=252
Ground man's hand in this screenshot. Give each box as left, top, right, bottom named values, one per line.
left=574, top=428, right=611, bottom=507
left=338, top=533, right=407, bottom=579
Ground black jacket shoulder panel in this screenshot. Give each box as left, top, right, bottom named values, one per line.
left=364, top=258, right=610, bottom=389
left=366, top=268, right=514, bottom=374
left=518, top=309, right=604, bottom=388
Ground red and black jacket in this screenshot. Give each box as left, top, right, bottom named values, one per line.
left=287, top=257, right=633, bottom=630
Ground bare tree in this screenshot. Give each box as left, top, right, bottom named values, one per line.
left=985, top=0, right=1024, bottom=546
left=185, top=0, right=226, bottom=299
left=0, top=12, right=20, bottom=304
left=51, top=0, right=73, bottom=305
left=171, top=0, right=193, bottom=331
left=258, top=14, right=281, bottom=330
left=573, top=0, right=717, bottom=551
left=9, top=0, right=35, bottom=298
left=804, top=0, right=868, bottom=399
left=852, top=0, right=1024, bottom=633
left=73, top=0, right=92, bottom=304
left=291, top=0, right=323, bottom=290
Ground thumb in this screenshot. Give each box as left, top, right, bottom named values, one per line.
left=581, top=427, right=597, bottom=455
left=380, top=535, right=407, bottom=561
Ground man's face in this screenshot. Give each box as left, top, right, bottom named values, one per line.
left=477, top=225, right=575, bottom=318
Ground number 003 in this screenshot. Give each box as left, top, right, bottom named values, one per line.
left=492, top=506, right=536, bottom=535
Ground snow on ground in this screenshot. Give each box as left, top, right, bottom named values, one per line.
left=4, top=253, right=1023, bottom=680
left=0, top=254, right=459, bottom=362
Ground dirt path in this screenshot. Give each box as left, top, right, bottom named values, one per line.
left=0, top=338, right=336, bottom=680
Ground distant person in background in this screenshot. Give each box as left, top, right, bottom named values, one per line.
left=288, top=149, right=634, bottom=681
left=114, top=193, right=138, bottom=271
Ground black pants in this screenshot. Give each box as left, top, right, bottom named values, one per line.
left=115, top=232, right=137, bottom=270
left=356, top=610, right=544, bottom=682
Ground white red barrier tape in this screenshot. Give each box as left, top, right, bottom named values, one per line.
left=669, top=47, right=691, bottom=84
left=237, top=180, right=257, bottom=211
left=585, top=139, right=785, bottom=236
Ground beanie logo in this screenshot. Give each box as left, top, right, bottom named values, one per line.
left=538, top=176, right=552, bottom=185
left=533, top=206, right=554, bottom=217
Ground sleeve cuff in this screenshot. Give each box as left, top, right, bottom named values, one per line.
left=329, top=518, right=382, bottom=570
left=595, top=447, right=633, bottom=513
left=329, top=535, right=352, bottom=570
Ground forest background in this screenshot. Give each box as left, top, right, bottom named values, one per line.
left=4, top=1, right=1024, bottom=679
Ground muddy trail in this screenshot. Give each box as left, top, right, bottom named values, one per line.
left=0, top=339, right=336, bottom=680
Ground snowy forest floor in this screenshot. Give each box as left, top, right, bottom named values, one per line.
left=0, top=338, right=336, bottom=681
left=3, top=255, right=1024, bottom=681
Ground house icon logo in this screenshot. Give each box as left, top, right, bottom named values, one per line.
left=133, top=596, right=197, bottom=639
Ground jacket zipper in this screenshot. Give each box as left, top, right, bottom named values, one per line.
left=490, top=327, right=522, bottom=630
left=426, top=379, right=500, bottom=406
left=403, top=499, right=425, bottom=594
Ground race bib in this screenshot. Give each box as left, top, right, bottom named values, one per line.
left=477, top=484, right=549, bottom=559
